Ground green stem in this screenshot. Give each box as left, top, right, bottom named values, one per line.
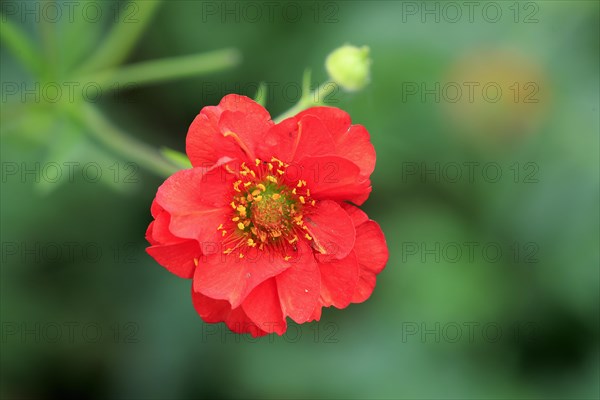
left=73, top=103, right=179, bottom=178
left=274, top=81, right=338, bottom=123
left=75, top=0, right=163, bottom=75
left=0, top=18, right=43, bottom=77
left=77, top=49, right=241, bottom=90
left=40, top=0, right=58, bottom=80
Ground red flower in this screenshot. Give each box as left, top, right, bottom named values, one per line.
left=146, top=95, right=388, bottom=337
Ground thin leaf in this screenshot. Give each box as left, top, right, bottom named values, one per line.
left=77, top=48, right=242, bottom=91
left=0, top=18, right=43, bottom=76
left=160, top=147, right=192, bottom=170
left=75, top=0, right=163, bottom=74
left=253, top=82, right=267, bottom=107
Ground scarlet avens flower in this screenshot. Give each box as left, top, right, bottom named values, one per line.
left=146, top=94, right=388, bottom=337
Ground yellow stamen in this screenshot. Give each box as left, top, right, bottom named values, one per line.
left=233, top=180, right=242, bottom=192
left=237, top=222, right=245, bottom=230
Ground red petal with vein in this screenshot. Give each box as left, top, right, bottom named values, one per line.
left=351, top=221, right=389, bottom=303
left=242, top=278, right=287, bottom=335
left=334, top=124, right=376, bottom=177
left=193, top=248, right=292, bottom=308
left=218, top=110, right=272, bottom=160
left=354, top=221, right=388, bottom=274
left=155, top=167, right=233, bottom=244
left=276, top=241, right=320, bottom=323
left=186, top=95, right=272, bottom=167
left=296, top=106, right=351, bottom=137
left=316, top=250, right=360, bottom=309
left=304, top=200, right=355, bottom=260
left=146, top=241, right=199, bottom=279
left=295, top=156, right=371, bottom=205
left=192, top=290, right=268, bottom=337
left=340, top=203, right=369, bottom=227
left=191, top=289, right=232, bottom=323
left=351, top=270, right=378, bottom=304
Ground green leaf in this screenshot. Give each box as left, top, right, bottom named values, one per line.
left=77, top=48, right=242, bottom=91
left=160, top=147, right=192, bottom=170
left=0, top=18, right=43, bottom=77
left=75, top=0, right=163, bottom=75
left=302, top=69, right=312, bottom=98
left=254, top=82, right=267, bottom=107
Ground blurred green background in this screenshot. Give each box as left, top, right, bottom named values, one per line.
left=1, top=1, right=598, bottom=398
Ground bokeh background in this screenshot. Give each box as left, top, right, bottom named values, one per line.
left=1, top=1, right=598, bottom=398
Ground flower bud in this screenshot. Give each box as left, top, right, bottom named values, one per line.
left=325, top=45, right=371, bottom=91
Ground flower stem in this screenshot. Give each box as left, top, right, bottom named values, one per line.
left=75, top=0, right=163, bottom=75
left=77, top=49, right=242, bottom=90
left=274, top=80, right=338, bottom=123
left=0, top=18, right=43, bottom=77
left=73, top=103, right=179, bottom=178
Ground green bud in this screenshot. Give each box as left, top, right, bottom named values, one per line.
left=325, top=44, right=371, bottom=91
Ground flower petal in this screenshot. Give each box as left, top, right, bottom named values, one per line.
left=186, top=110, right=243, bottom=168
left=242, top=278, right=287, bottom=335
left=192, top=289, right=268, bottom=337
left=226, top=307, right=269, bottom=337
left=146, top=240, right=200, bottom=279
left=186, top=95, right=272, bottom=168
left=316, top=250, right=360, bottom=309
left=351, top=269, right=378, bottom=304
left=193, top=247, right=293, bottom=308
left=191, top=289, right=232, bottom=323
left=258, top=115, right=336, bottom=163
left=351, top=220, right=389, bottom=303
left=304, top=200, right=355, bottom=260
left=276, top=241, right=320, bottom=323
left=218, top=110, right=272, bottom=160
left=296, top=106, right=351, bottom=138
left=289, top=155, right=372, bottom=205
left=155, top=167, right=234, bottom=244
left=334, top=124, right=376, bottom=177
left=340, top=203, right=369, bottom=226
left=295, top=107, right=374, bottom=177
left=148, top=205, right=185, bottom=245
left=354, top=221, right=388, bottom=274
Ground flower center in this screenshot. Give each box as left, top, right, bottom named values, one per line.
left=218, top=158, right=316, bottom=258
left=249, top=183, right=291, bottom=234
